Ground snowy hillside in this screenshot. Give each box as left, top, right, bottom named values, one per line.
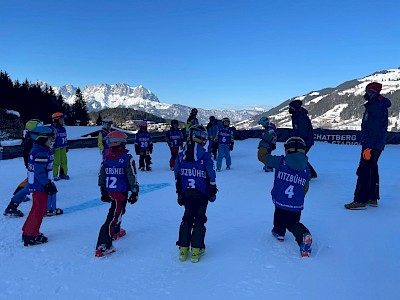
left=1, top=131, right=399, bottom=299
left=239, top=68, right=400, bottom=131
left=53, top=83, right=261, bottom=124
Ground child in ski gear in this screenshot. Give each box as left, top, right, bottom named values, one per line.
left=165, top=119, right=184, bottom=170
left=289, top=100, right=317, bottom=178
left=51, top=112, right=69, bottom=180
left=215, top=117, right=234, bottom=171
left=265, top=136, right=312, bottom=257
left=175, top=124, right=217, bottom=262
left=185, top=108, right=199, bottom=133
left=134, top=121, right=153, bottom=171
left=257, top=116, right=277, bottom=172
left=206, top=116, right=222, bottom=159
left=96, top=130, right=139, bottom=257
left=22, top=125, right=57, bottom=246
left=4, top=119, right=42, bottom=217
left=45, top=125, right=63, bottom=217
left=345, top=82, right=391, bottom=210
left=98, top=117, right=113, bottom=157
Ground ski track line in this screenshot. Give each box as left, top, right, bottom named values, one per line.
left=62, top=183, right=171, bottom=214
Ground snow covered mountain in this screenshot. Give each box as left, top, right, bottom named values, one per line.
left=239, top=68, right=400, bottom=131
left=53, top=83, right=261, bottom=124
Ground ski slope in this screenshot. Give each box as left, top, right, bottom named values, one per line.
left=1, top=137, right=399, bottom=300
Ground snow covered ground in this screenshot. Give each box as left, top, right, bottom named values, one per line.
left=1, top=137, right=399, bottom=300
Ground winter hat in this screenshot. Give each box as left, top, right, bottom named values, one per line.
left=289, top=100, right=302, bottom=110
left=366, top=82, right=382, bottom=94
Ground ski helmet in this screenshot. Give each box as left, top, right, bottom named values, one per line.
left=222, top=117, right=230, bottom=127
left=284, top=137, right=306, bottom=154
left=106, top=130, right=128, bottom=148
left=171, top=119, right=179, bottom=127
left=102, top=118, right=113, bottom=125
left=187, top=124, right=207, bottom=144
left=258, top=116, right=270, bottom=127
left=30, top=125, right=55, bottom=141
left=138, top=120, right=147, bottom=128
left=25, top=119, right=43, bottom=131
left=52, top=112, right=66, bottom=120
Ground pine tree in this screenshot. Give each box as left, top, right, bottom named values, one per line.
left=71, top=88, right=89, bottom=125
left=96, top=114, right=102, bottom=125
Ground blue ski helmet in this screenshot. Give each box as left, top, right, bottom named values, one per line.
left=30, top=125, right=55, bottom=141
left=258, top=116, right=270, bottom=127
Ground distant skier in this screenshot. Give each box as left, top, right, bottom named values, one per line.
left=215, top=117, right=234, bottom=171
left=288, top=100, right=317, bottom=179
left=264, top=137, right=312, bottom=257
left=134, top=121, right=153, bottom=171
left=98, top=117, right=113, bottom=157
left=206, top=116, right=222, bottom=159
left=95, top=131, right=139, bottom=257
left=22, top=125, right=57, bottom=246
left=257, top=116, right=277, bottom=172
left=4, top=119, right=42, bottom=217
left=165, top=119, right=184, bottom=170
left=344, top=82, right=392, bottom=210
left=185, top=108, right=199, bottom=133
left=51, top=112, right=70, bottom=180
left=174, top=124, right=217, bottom=262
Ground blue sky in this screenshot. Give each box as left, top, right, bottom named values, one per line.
left=1, top=0, right=399, bottom=110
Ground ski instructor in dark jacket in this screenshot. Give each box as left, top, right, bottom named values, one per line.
left=345, top=82, right=391, bottom=210
left=288, top=100, right=317, bottom=179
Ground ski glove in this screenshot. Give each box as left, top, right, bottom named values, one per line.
left=230, top=143, right=234, bottom=151
left=128, top=192, right=138, bottom=204
left=100, top=188, right=111, bottom=203
left=209, top=184, right=218, bottom=197
left=209, top=195, right=216, bottom=202
left=363, top=148, right=372, bottom=161
left=44, top=181, right=58, bottom=195
left=177, top=194, right=184, bottom=206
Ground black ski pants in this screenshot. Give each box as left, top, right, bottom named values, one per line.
left=273, top=206, right=310, bottom=246
left=354, top=148, right=382, bottom=203
left=177, top=189, right=209, bottom=249
left=305, top=145, right=317, bottom=178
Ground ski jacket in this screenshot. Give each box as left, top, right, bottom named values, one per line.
left=135, top=130, right=153, bottom=151
left=53, top=125, right=68, bottom=148
left=266, top=152, right=310, bottom=212
left=28, top=143, right=54, bottom=192
left=206, top=121, right=222, bottom=142
left=185, top=116, right=199, bottom=132
left=258, top=126, right=277, bottom=150
left=216, top=127, right=234, bottom=145
left=22, top=135, right=34, bottom=168
left=98, top=149, right=137, bottom=193
left=175, top=142, right=216, bottom=197
left=166, top=129, right=184, bottom=148
left=360, top=93, right=391, bottom=150
left=290, top=108, right=314, bottom=147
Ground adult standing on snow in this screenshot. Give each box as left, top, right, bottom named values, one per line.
left=288, top=100, right=317, bottom=179
left=344, top=82, right=391, bottom=210
left=185, top=108, right=199, bottom=133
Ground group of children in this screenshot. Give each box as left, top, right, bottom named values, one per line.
left=4, top=111, right=313, bottom=259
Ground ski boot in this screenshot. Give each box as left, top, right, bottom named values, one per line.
left=178, top=246, right=189, bottom=262
left=95, top=244, right=116, bottom=257
left=22, top=233, right=48, bottom=246
left=146, top=165, right=152, bottom=171
left=300, top=233, right=312, bottom=257
left=271, top=229, right=284, bottom=242
left=112, top=229, right=126, bottom=241
left=191, top=247, right=204, bottom=263
left=4, top=202, right=24, bottom=217
left=60, top=174, right=70, bottom=180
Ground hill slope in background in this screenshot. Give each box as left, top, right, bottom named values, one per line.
left=238, top=68, right=400, bottom=130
